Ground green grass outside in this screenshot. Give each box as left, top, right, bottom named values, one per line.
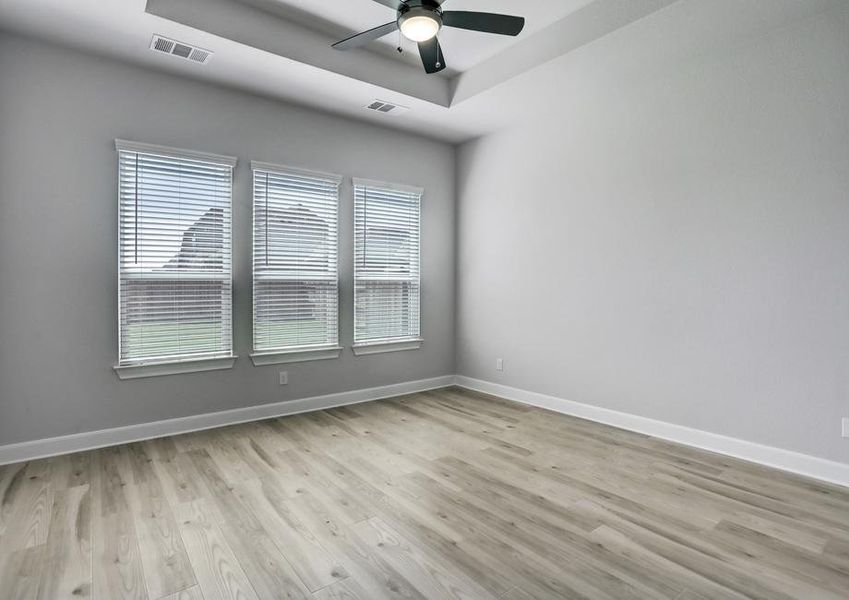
left=123, top=319, right=325, bottom=360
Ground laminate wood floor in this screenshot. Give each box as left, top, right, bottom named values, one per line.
left=2, top=387, right=848, bottom=599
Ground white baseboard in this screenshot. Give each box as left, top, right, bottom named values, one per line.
left=5, top=373, right=847, bottom=489
left=454, top=376, right=849, bottom=489
left=0, top=375, right=455, bottom=465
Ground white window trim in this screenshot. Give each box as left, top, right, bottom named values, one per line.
left=250, top=160, right=343, bottom=359
left=113, top=356, right=237, bottom=380
left=250, top=345, right=343, bottom=366
left=115, top=139, right=238, bottom=167
left=353, top=177, right=423, bottom=350
left=352, top=177, right=423, bottom=196
left=352, top=338, right=423, bottom=356
left=114, top=139, right=237, bottom=377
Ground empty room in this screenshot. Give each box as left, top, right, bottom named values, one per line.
left=1, top=0, right=848, bottom=598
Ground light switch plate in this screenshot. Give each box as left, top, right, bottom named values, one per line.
left=843, top=417, right=849, bottom=438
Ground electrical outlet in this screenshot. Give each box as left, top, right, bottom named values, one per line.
left=496, top=358, right=503, bottom=372
left=843, top=417, right=849, bottom=438
left=279, top=371, right=288, bottom=386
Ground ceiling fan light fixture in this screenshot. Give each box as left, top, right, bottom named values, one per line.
left=332, top=0, right=526, bottom=75
left=398, top=10, right=442, bottom=42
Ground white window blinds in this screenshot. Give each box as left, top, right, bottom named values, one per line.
left=117, top=140, right=235, bottom=366
left=354, top=179, right=422, bottom=346
left=252, top=163, right=341, bottom=354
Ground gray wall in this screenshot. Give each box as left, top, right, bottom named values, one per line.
left=0, top=34, right=456, bottom=446
left=456, top=5, right=849, bottom=463
left=2, top=3, right=847, bottom=467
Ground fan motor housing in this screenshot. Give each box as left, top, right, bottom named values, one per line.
left=398, top=0, right=443, bottom=13
left=397, top=2, right=444, bottom=36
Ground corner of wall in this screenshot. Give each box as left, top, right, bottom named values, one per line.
left=450, top=142, right=461, bottom=376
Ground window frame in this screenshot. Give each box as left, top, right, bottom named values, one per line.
left=352, top=177, right=423, bottom=355
left=249, top=161, right=343, bottom=366
left=112, top=139, right=237, bottom=380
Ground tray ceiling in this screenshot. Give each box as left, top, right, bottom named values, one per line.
left=254, top=0, right=597, bottom=74
left=0, top=0, right=840, bottom=142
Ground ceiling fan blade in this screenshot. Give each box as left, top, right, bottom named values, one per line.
left=442, top=11, right=525, bottom=36
left=332, top=21, right=399, bottom=51
left=418, top=37, right=446, bottom=74
left=370, top=0, right=402, bottom=9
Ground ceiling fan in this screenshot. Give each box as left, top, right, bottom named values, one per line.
left=332, top=0, right=525, bottom=74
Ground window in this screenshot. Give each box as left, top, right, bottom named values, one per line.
left=114, top=140, right=236, bottom=378
left=353, top=178, right=422, bottom=354
left=251, top=162, right=342, bottom=365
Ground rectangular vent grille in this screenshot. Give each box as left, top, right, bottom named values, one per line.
left=365, top=100, right=409, bottom=116
left=150, top=35, right=213, bottom=65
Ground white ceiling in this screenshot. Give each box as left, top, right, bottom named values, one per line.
left=260, top=0, right=597, bottom=74
left=0, top=0, right=841, bottom=144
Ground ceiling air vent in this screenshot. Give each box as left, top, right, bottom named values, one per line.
left=365, top=100, right=409, bottom=116
left=150, top=35, right=213, bottom=65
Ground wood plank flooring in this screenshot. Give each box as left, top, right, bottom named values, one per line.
left=1, top=386, right=848, bottom=599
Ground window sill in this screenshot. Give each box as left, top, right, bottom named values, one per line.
left=352, top=339, right=423, bottom=356
left=250, top=346, right=342, bottom=366
left=113, top=356, right=237, bottom=380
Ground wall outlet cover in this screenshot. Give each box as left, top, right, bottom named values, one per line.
left=496, top=358, right=504, bottom=372
left=279, top=371, right=288, bottom=386
left=843, top=417, right=849, bottom=438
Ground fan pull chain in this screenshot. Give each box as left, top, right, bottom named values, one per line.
left=435, top=41, right=442, bottom=69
